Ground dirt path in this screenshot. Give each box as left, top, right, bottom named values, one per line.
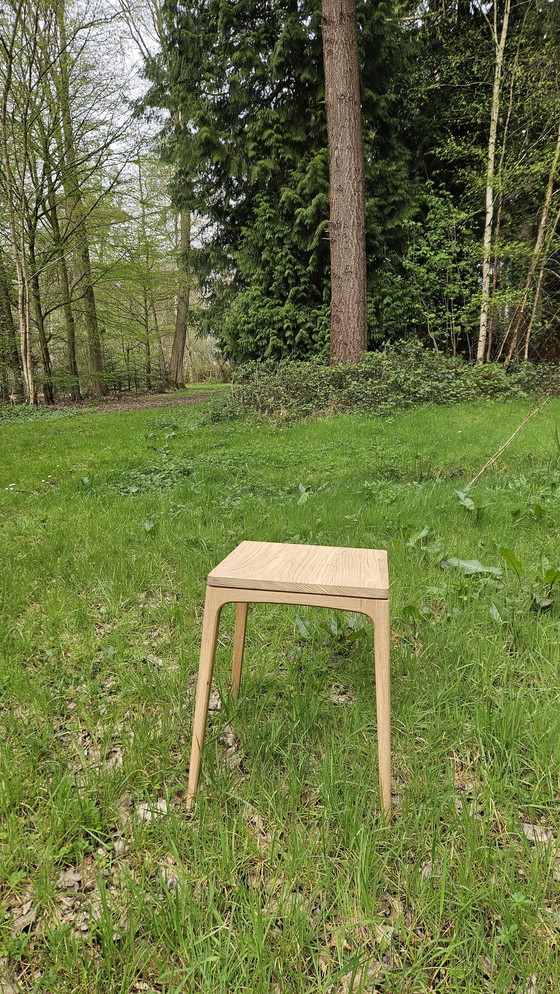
left=52, top=389, right=225, bottom=415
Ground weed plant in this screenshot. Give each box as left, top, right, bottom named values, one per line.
left=0, top=399, right=559, bottom=992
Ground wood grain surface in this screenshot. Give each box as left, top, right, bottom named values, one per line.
left=208, top=541, right=389, bottom=598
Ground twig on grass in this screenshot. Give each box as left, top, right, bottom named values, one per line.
left=468, top=398, right=549, bottom=488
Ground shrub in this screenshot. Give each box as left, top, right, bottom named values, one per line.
left=220, top=343, right=559, bottom=420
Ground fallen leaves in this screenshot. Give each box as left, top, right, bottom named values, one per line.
left=522, top=823, right=556, bottom=845
left=329, top=684, right=357, bottom=705
left=218, top=724, right=241, bottom=768
left=11, top=900, right=37, bottom=935
left=136, top=798, right=168, bottom=823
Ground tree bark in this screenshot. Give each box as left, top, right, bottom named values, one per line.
left=321, top=0, right=367, bottom=363
left=169, top=209, right=191, bottom=389
left=476, top=0, right=511, bottom=364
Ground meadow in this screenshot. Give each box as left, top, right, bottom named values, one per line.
left=0, top=397, right=559, bottom=993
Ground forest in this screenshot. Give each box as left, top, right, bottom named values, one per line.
left=1, top=0, right=559, bottom=405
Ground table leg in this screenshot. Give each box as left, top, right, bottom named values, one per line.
left=187, top=585, right=224, bottom=807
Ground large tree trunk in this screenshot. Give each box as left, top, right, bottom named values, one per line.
left=169, top=209, right=191, bottom=389
left=476, top=0, right=511, bottom=364
left=321, top=0, right=367, bottom=364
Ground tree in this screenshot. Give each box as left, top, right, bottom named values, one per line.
left=321, top=0, right=367, bottom=362
left=169, top=205, right=191, bottom=387
left=476, top=0, right=511, bottom=364
left=143, top=0, right=414, bottom=362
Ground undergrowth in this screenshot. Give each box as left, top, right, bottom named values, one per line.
left=203, top=344, right=559, bottom=423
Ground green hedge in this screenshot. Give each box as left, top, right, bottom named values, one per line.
left=212, top=344, right=560, bottom=420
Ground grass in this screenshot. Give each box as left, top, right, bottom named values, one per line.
left=0, top=397, right=559, bottom=993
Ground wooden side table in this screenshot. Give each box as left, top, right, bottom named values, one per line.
left=186, top=541, right=391, bottom=817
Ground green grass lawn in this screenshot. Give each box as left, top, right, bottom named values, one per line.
left=0, top=398, right=559, bottom=993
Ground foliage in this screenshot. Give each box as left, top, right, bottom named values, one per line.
left=218, top=344, right=560, bottom=420
left=144, top=0, right=415, bottom=360
left=372, top=186, right=480, bottom=350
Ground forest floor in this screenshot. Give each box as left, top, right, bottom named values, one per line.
left=50, top=383, right=229, bottom=415
left=1, top=398, right=559, bottom=993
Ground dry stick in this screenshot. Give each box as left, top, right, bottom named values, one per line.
left=468, top=398, right=549, bottom=488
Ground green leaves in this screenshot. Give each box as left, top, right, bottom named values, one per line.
left=294, top=616, right=313, bottom=640
left=455, top=490, right=475, bottom=512
left=498, top=547, right=524, bottom=577
left=441, top=557, right=502, bottom=577
left=455, top=490, right=493, bottom=520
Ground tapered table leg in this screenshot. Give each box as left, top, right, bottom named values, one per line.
left=370, top=598, right=391, bottom=821
left=231, top=602, right=248, bottom=700
left=186, top=586, right=223, bottom=808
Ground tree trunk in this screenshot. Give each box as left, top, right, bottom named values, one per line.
left=502, top=121, right=560, bottom=365
left=26, top=225, right=55, bottom=405
left=46, top=161, right=81, bottom=400
left=169, top=209, right=191, bottom=389
left=486, top=32, right=520, bottom=361
left=523, top=204, right=560, bottom=361
left=20, top=276, right=36, bottom=405
left=0, top=6, right=36, bottom=404
left=30, top=271, right=55, bottom=405
left=476, top=0, right=511, bottom=364
left=321, top=0, right=367, bottom=364
left=53, top=0, right=106, bottom=398
left=0, top=255, right=24, bottom=400
left=79, top=238, right=105, bottom=396
left=143, top=290, right=152, bottom=391
left=150, top=299, right=167, bottom=387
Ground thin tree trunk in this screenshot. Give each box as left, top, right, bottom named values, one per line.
left=150, top=299, right=167, bottom=387
left=137, top=161, right=153, bottom=392
left=54, top=0, right=106, bottom=398
left=27, top=233, right=54, bottom=403
left=46, top=159, right=81, bottom=400
left=522, top=205, right=560, bottom=360
left=30, top=277, right=55, bottom=404
left=322, top=0, right=367, bottom=363
left=20, top=277, right=36, bottom=405
left=143, top=290, right=152, bottom=391
left=0, top=255, right=24, bottom=400
left=476, top=0, right=511, bottom=364
left=486, top=34, right=519, bottom=361
left=0, top=7, right=36, bottom=404
left=503, top=121, right=560, bottom=365
left=169, top=209, right=191, bottom=389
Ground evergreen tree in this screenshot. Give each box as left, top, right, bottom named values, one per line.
left=143, top=0, right=415, bottom=360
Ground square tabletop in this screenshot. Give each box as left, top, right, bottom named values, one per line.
left=208, top=541, right=389, bottom=599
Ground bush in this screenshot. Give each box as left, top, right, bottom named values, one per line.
left=221, top=344, right=560, bottom=420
